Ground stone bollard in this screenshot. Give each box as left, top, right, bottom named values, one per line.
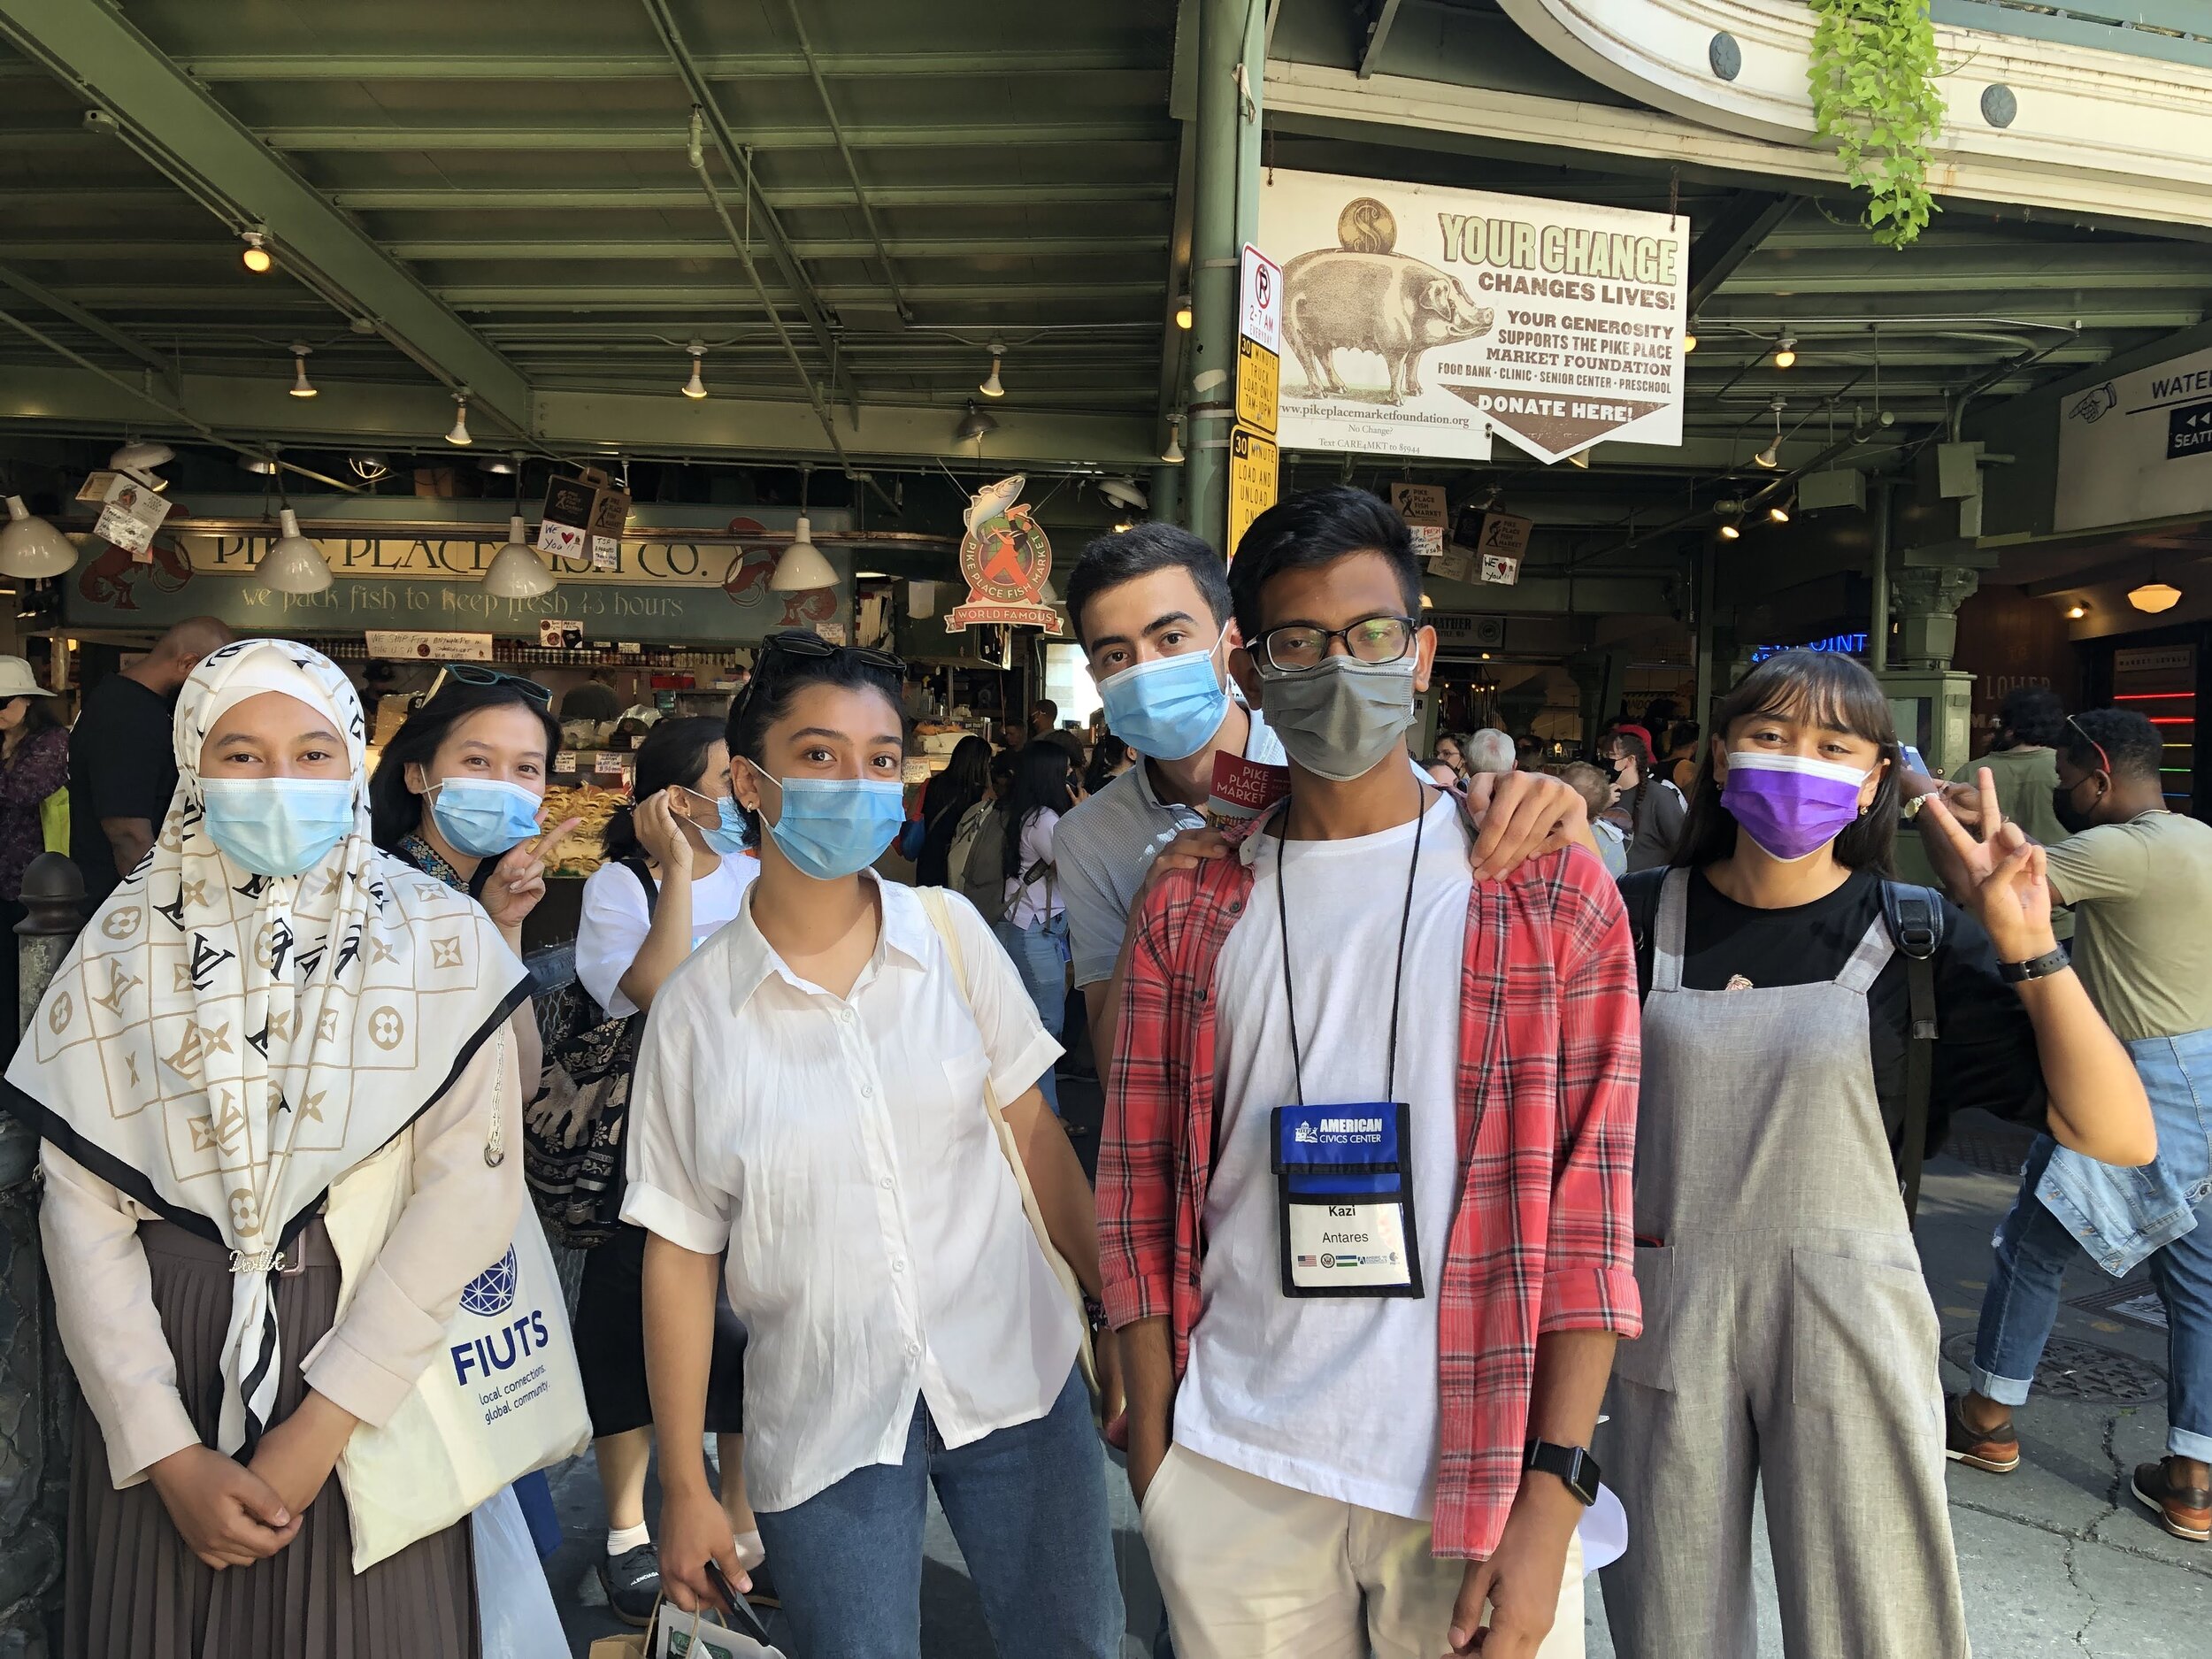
left=0, top=851, right=85, bottom=1657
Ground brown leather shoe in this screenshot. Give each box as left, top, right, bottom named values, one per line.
left=2131, top=1459, right=2212, bottom=1541
left=1944, top=1392, right=2021, bottom=1473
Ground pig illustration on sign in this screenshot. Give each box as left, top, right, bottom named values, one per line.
left=1282, top=249, right=1494, bottom=403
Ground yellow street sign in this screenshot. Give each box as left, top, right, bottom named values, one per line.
left=1227, top=425, right=1279, bottom=560
left=1237, top=335, right=1279, bottom=436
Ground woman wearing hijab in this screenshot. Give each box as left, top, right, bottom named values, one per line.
left=1599, top=649, right=2154, bottom=1658
left=4, top=639, right=529, bottom=1659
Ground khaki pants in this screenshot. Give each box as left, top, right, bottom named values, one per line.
left=1140, top=1444, right=1585, bottom=1659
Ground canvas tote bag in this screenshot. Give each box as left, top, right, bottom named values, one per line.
left=915, top=887, right=1097, bottom=1399
left=324, top=1029, right=594, bottom=1570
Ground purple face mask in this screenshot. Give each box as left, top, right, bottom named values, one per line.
left=1721, top=750, right=1871, bottom=862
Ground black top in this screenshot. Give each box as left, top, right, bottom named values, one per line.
left=66, top=674, right=176, bottom=908
left=913, top=773, right=981, bottom=889
left=1621, top=866, right=2047, bottom=1156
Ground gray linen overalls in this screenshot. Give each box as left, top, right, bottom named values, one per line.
left=1597, top=869, right=1970, bottom=1657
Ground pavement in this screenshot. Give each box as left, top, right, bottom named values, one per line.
left=548, top=1091, right=2212, bottom=1657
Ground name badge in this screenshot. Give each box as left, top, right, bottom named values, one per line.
left=1271, top=1102, right=1422, bottom=1299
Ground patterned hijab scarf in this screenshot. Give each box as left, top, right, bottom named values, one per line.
left=4, top=639, right=528, bottom=1453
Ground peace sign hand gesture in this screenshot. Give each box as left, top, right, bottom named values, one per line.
left=1917, top=767, right=2058, bottom=964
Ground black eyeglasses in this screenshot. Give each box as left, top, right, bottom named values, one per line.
left=1254, top=614, right=1418, bottom=674
left=756, top=629, right=905, bottom=680
left=426, top=663, right=552, bottom=706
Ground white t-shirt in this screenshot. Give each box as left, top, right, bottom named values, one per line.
left=1002, top=807, right=1062, bottom=929
left=1176, top=791, right=1471, bottom=1519
left=574, top=851, right=759, bottom=1018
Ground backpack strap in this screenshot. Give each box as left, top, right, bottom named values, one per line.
left=1624, top=872, right=1665, bottom=1002
left=618, top=855, right=658, bottom=919
left=1880, top=880, right=1945, bottom=1225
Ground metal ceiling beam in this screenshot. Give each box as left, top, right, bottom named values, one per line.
left=368, top=236, right=1165, bottom=262
left=0, top=0, right=534, bottom=436
left=780, top=0, right=910, bottom=324
left=321, top=183, right=1175, bottom=211
left=1686, top=192, right=1801, bottom=313
left=34, top=284, right=1164, bottom=311
left=1358, top=0, right=1407, bottom=80
left=252, top=121, right=1170, bottom=151
left=0, top=261, right=178, bottom=385
left=152, top=50, right=1157, bottom=81
left=0, top=364, right=1161, bottom=469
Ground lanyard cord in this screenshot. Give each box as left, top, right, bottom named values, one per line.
left=1276, top=780, right=1429, bottom=1108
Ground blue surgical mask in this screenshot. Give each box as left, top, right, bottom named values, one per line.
left=701, top=795, right=749, bottom=857
left=428, top=776, right=543, bottom=858
left=748, top=761, right=904, bottom=880
left=198, top=777, right=356, bottom=877
left=1096, top=633, right=1230, bottom=762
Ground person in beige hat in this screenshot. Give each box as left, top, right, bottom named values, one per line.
left=0, top=652, right=65, bottom=1028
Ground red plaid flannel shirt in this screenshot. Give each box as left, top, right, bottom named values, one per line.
left=1097, top=819, right=1642, bottom=1560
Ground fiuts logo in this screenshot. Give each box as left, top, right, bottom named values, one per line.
left=458, top=1246, right=520, bottom=1317
left=450, top=1247, right=551, bottom=1387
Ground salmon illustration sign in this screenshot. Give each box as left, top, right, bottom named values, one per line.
left=1260, top=168, right=1687, bottom=465
left=946, top=475, right=1062, bottom=635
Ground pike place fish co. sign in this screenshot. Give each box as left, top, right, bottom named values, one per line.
left=1259, top=168, right=1688, bottom=465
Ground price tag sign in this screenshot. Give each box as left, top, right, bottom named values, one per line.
left=554, top=751, right=578, bottom=774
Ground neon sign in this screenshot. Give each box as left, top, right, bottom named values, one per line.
left=1750, top=632, right=1868, bottom=664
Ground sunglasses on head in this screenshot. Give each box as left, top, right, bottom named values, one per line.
left=2066, top=713, right=2112, bottom=778
left=425, top=662, right=552, bottom=707
left=753, top=629, right=904, bottom=680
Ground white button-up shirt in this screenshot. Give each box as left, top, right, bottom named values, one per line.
left=621, top=873, right=1076, bottom=1513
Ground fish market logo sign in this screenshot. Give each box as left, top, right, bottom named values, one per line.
left=1262, top=168, right=1686, bottom=465
left=945, top=475, right=1061, bottom=635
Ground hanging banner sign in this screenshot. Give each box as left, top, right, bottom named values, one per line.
left=1259, top=167, right=1687, bottom=464
left=945, top=475, right=1061, bottom=634
left=1226, top=426, right=1279, bottom=560
left=2056, top=344, right=2212, bottom=531
left=1479, top=553, right=1522, bottom=586
left=1388, top=482, right=1448, bottom=558
left=1476, top=510, right=1534, bottom=560
left=537, top=467, right=633, bottom=557
left=95, top=475, right=173, bottom=561
left=365, top=630, right=495, bottom=661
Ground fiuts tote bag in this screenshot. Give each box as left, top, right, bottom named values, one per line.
left=324, top=1031, right=594, bottom=1571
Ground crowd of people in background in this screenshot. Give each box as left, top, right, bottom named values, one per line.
left=0, top=488, right=2204, bottom=1659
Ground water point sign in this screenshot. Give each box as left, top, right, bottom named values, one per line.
left=1259, top=168, right=1687, bottom=464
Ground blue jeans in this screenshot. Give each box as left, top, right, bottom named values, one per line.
left=998, top=915, right=1069, bottom=1114
left=753, top=1367, right=1123, bottom=1659
left=1973, top=1137, right=2212, bottom=1461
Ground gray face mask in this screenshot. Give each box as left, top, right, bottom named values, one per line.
left=1256, top=655, right=1419, bottom=782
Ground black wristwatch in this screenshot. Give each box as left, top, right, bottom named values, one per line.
left=1524, top=1439, right=1601, bottom=1506
left=1999, top=947, right=2070, bottom=984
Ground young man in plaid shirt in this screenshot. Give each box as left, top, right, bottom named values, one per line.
left=1101, top=488, right=1642, bottom=1659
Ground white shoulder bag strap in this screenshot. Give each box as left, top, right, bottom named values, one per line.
left=915, top=887, right=1099, bottom=1399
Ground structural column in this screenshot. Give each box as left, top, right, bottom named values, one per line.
left=1185, top=0, right=1262, bottom=551
left=1889, top=566, right=1981, bottom=670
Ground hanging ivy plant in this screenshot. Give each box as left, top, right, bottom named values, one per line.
left=1806, top=0, right=1946, bottom=249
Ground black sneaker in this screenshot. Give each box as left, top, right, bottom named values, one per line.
left=597, top=1543, right=662, bottom=1627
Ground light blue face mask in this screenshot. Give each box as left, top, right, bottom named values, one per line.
left=428, top=776, right=543, bottom=858
left=748, top=761, right=904, bottom=880
left=701, top=795, right=749, bottom=858
left=198, top=777, right=356, bottom=877
left=1096, top=632, right=1230, bottom=762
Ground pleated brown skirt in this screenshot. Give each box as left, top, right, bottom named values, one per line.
left=64, top=1219, right=480, bottom=1659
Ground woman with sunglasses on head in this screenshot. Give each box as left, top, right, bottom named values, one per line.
left=628, top=631, right=1121, bottom=1659
left=4, top=639, right=530, bottom=1658
left=569, top=715, right=765, bottom=1624
left=367, top=665, right=581, bottom=1088
left=1598, top=650, right=2154, bottom=1659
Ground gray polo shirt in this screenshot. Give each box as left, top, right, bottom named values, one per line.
left=1056, top=707, right=1286, bottom=988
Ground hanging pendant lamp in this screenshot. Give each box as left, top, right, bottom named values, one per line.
left=258, top=509, right=333, bottom=594
left=482, top=515, right=555, bottom=598
left=0, top=496, right=78, bottom=579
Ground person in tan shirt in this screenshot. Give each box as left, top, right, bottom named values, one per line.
left=3, top=640, right=528, bottom=1659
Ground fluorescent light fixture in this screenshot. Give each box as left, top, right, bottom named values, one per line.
left=481, top=516, right=554, bottom=597
left=258, top=509, right=333, bottom=594
left=288, top=342, right=316, bottom=398
left=769, top=517, right=837, bottom=591
left=0, top=496, right=78, bottom=579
